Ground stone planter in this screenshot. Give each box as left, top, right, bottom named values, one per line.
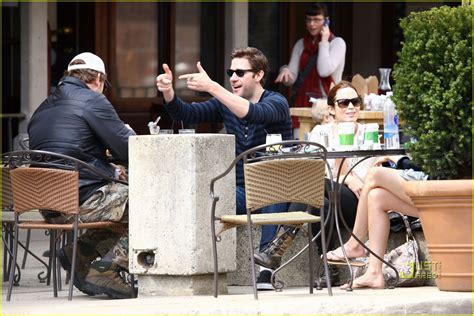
left=404, top=180, right=472, bottom=291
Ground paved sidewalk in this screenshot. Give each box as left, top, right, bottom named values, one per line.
left=2, top=231, right=472, bottom=315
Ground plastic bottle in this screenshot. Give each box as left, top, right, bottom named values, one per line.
left=383, top=92, right=400, bottom=149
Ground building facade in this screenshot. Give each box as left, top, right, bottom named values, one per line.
left=2, top=2, right=450, bottom=152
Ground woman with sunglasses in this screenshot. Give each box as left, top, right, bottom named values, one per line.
left=314, top=81, right=428, bottom=289
left=255, top=81, right=427, bottom=289
left=312, top=80, right=366, bottom=194
left=254, top=81, right=364, bottom=287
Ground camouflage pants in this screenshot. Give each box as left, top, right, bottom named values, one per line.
left=41, top=182, right=129, bottom=269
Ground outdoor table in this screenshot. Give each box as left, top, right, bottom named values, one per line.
left=324, top=147, right=406, bottom=290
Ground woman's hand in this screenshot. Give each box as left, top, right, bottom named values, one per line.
left=320, top=26, right=331, bottom=42
left=345, top=173, right=364, bottom=198
left=275, top=67, right=291, bottom=84
left=372, top=156, right=394, bottom=167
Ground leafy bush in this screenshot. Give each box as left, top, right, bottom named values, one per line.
left=393, top=5, right=472, bottom=179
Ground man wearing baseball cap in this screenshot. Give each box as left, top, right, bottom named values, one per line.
left=28, top=52, right=135, bottom=299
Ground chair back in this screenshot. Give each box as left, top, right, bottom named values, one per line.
left=10, top=167, right=80, bottom=215
left=241, top=140, right=328, bottom=212
left=244, top=158, right=325, bottom=212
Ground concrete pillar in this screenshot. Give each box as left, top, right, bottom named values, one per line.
left=129, top=134, right=236, bottom=296
left=19, top=2, right=48, bottom=133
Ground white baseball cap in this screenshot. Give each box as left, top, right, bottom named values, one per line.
left=68, top=52, right=111, bottom=88
left=68, top=52, right=106, bottom=74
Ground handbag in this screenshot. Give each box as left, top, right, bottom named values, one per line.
left=382, top=212, right=425, bottom=287
left=356, top=212, right=425, bottom=287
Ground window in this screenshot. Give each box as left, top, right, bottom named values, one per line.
left=95, top=2, right=224, bottom=133
left=114, top=3, right=158, bottom=98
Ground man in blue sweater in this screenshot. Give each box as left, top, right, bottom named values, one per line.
left=156, top=47, right=291, bottom=289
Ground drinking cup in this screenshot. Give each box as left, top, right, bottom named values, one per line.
left=148, top=123, right=160, bottom=135
left=337, top=122, right=355, bottom=149
left=159, top=129, right=174, bottom=135
left=364, top=123, right=379, bottom=146
left=178, top=129, right=195, bottom=134
left=265, top=134, right=282, bottom=152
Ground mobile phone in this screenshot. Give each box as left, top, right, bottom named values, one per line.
left=382, top=159, right=397, bottom=169
left=324, top=17, right=330, bottom=27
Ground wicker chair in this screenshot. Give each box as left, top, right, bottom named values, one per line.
left=3, top=150, right=127, bottom=301
left=210, top=140, right=333, bottom=300
left=1, top=166, right=49, bottom=286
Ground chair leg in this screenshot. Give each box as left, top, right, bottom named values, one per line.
left=46, top=231, right=54, bottom=286
left=210, top=218, right=219, bottom=298
left=62, top=231, right=70, bottom=285
left=6, top=223, right=15, bottom=282
left=56, top=232, right=62, bottom=291
left=6, top=222, right=20, bottom=301
left=20, top=229, right=31, bottom=269
left=2, top=224, right=9, bottom=282
left=51, top=230, right=58, bottom=297
left=246, top=221, right=258, bottom=300
left=307, top=223, right=314, bottom=295
left=69, top=219, right=80, bottom=301
left=3, top=223, right=12, bottom=282
left=320, top=196, right=333, bottom=296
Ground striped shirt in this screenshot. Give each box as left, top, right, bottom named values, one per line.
left=165, top=90, right=292, bottom=185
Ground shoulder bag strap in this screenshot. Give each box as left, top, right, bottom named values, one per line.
left=290, top=51, right=319, bottom=105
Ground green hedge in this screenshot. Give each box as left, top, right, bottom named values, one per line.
left=393, top=5, right=472, bottom=179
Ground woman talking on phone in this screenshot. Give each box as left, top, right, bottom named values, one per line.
left=275, top=2, right=346, bottom=133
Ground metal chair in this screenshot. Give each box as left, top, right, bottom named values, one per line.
left=3, top=150, right=127, bottom=301
left=210, top=140, right=333, bottom=299
left=2, top=164, right=50, bottom=286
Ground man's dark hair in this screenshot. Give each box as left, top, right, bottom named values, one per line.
left=306, top=3, right=328, bottom=17
left=230, top=47, right=269, bottom=86
left=65, top=59, right=107, bottom=85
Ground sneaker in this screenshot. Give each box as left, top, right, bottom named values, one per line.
left=82, top=260, right=133, bottom=299
left=314, top=265, right=340, bottom=288
left=57, top=246, right=96, bottom=296
left=256, top=269, right=274, bottom=291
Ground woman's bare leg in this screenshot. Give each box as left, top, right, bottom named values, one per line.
left=328, top=167, right=418, bottom=260
left=340, top=187, right=419, bottom=289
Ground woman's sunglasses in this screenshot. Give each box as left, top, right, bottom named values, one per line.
left=226, top=69, right=254, bottom=77
left=336, top=97, right=362, bottom=108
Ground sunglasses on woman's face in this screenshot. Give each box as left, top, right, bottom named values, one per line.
left=226, top=69, right=254, bottom=77
left=336, top=97, right=362, bottom=108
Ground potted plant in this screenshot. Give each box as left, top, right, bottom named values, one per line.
left=392, top=4, right=472, bottom=291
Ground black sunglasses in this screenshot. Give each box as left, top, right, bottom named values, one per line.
left=226, top=69, right=254, bottom=77
left=336, top=97, right=362, bottom=108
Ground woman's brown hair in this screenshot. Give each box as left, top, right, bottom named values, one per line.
left=327, top=80, right=360, bottom=106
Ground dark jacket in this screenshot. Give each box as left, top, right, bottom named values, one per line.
left=28, top=76, right=135, bottom=203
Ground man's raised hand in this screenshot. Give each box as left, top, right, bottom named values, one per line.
left=156, top=63, right=173, bottom=92
left=179, top=62, right=214, bottom=92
